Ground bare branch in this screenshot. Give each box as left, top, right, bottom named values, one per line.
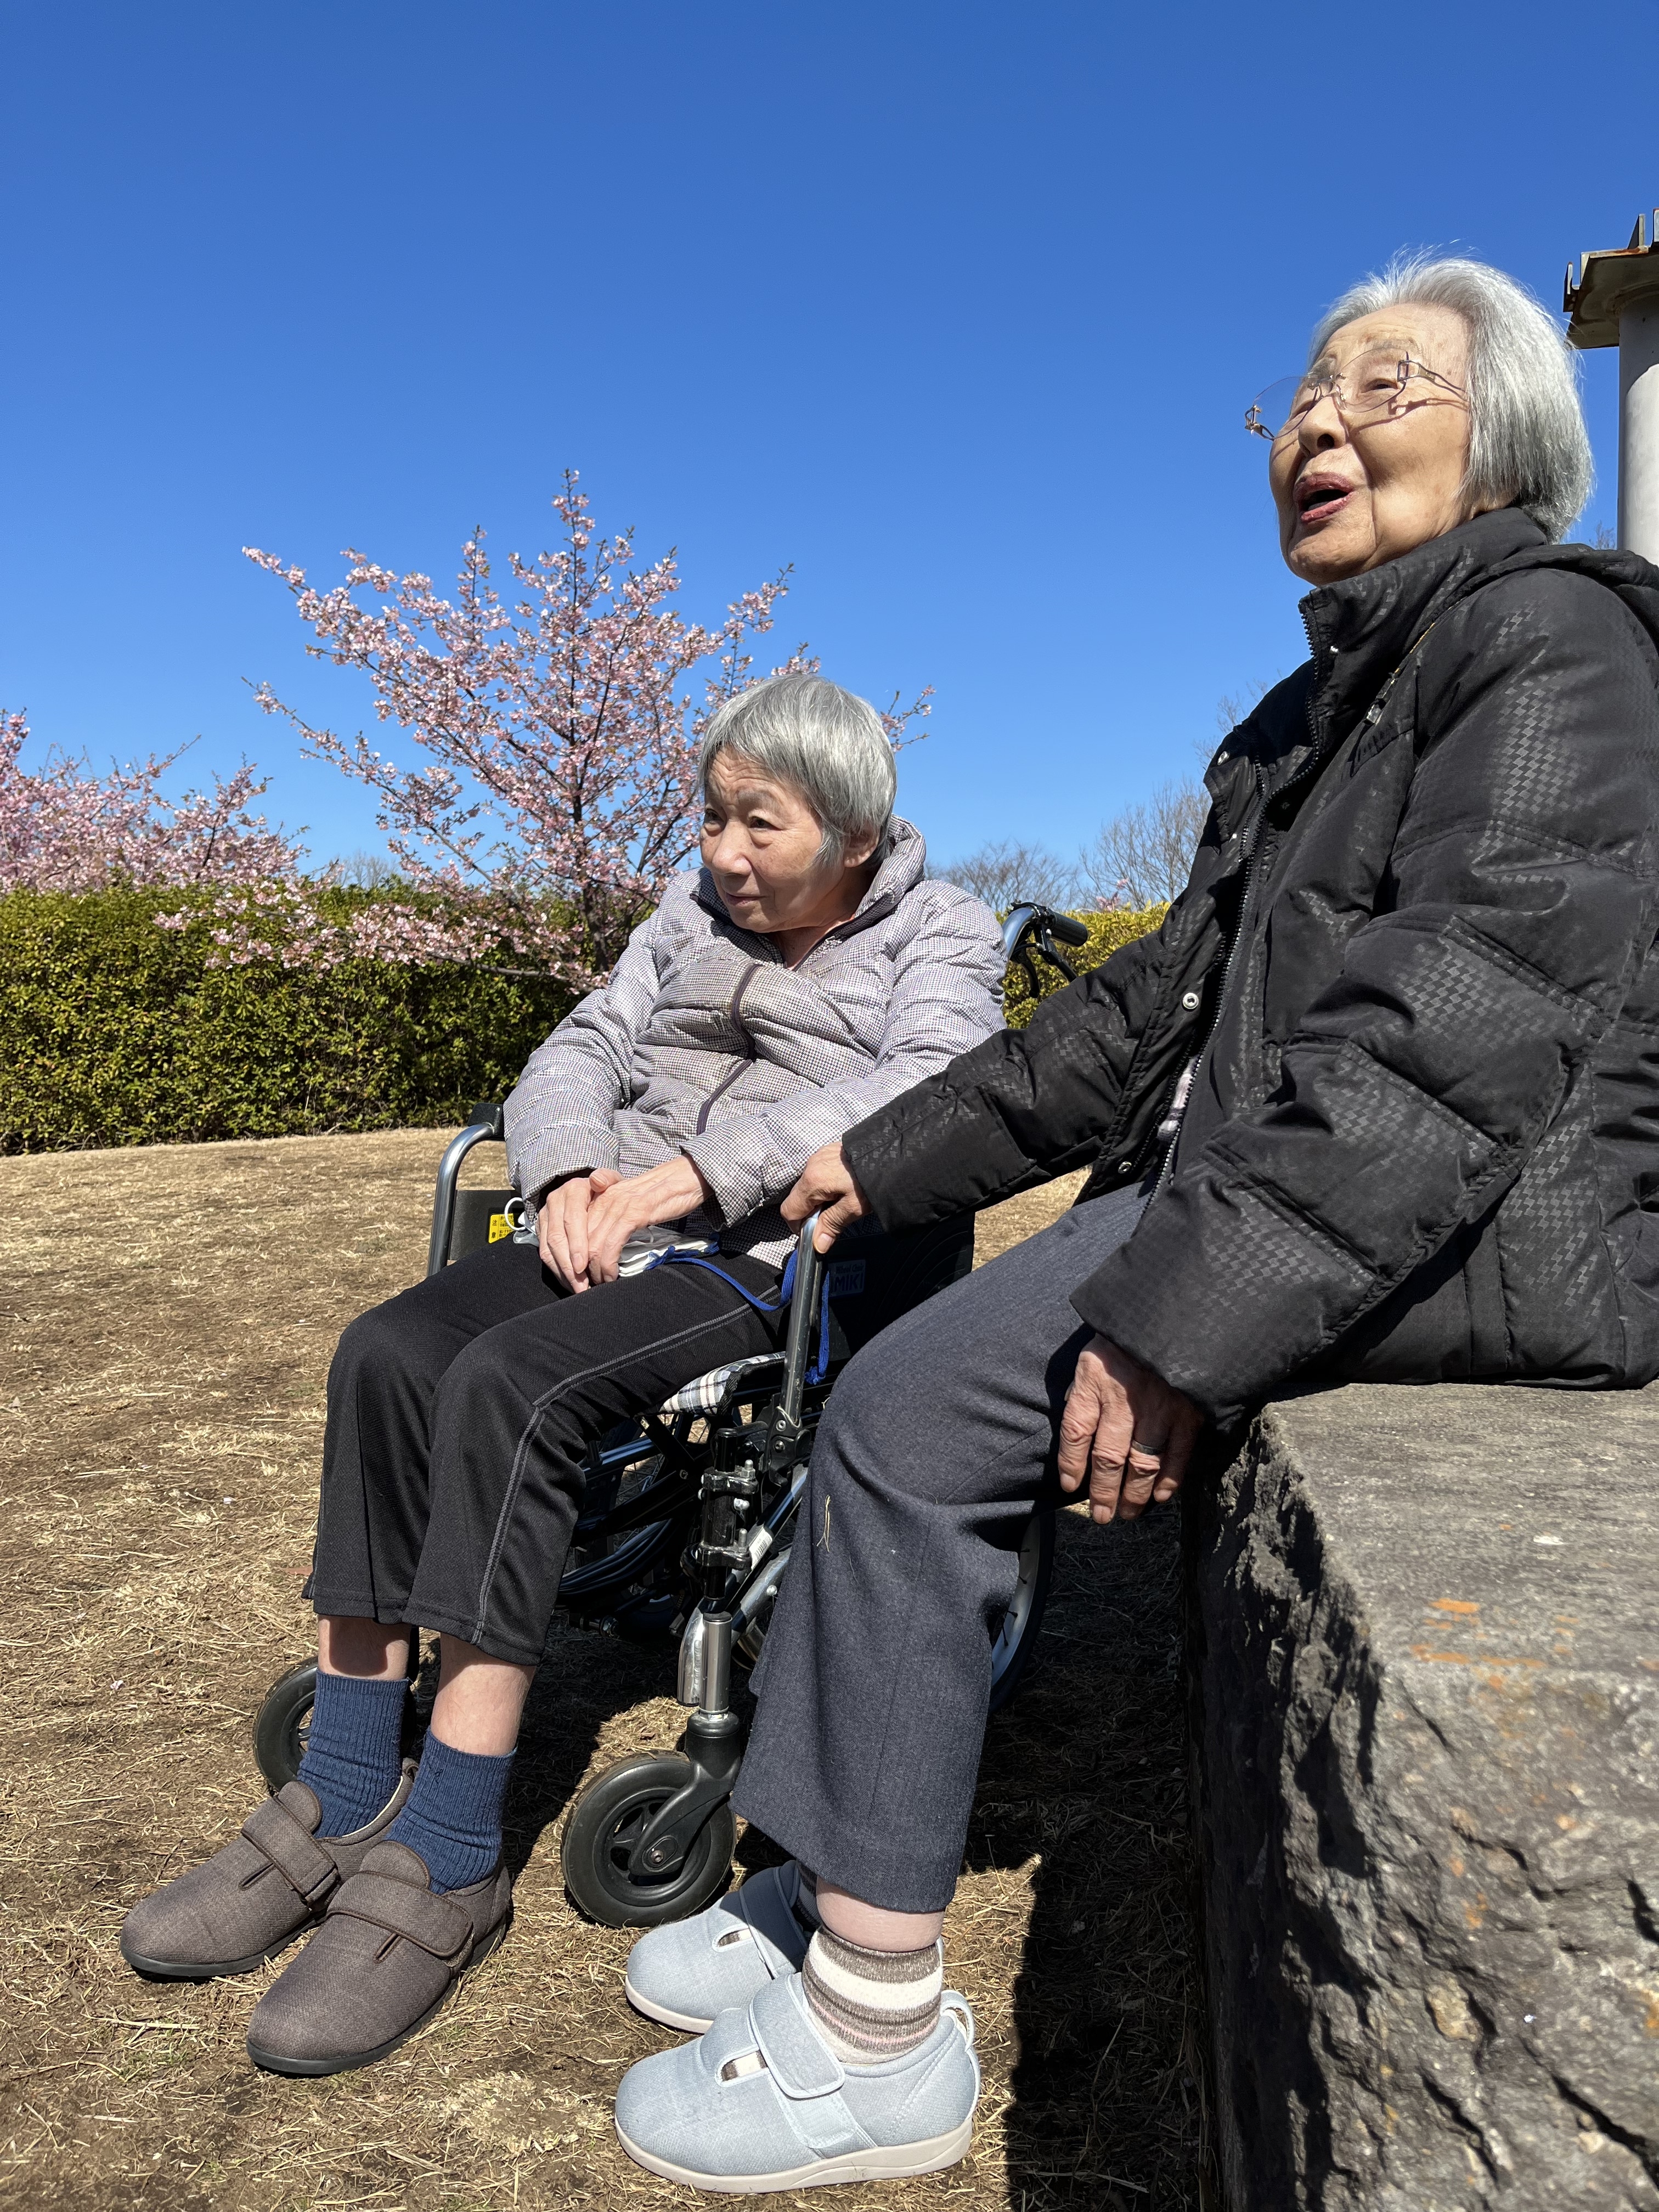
left=1080, top=781, right=1207, bottom=910
left=935, top=839, right=1077, bottom=916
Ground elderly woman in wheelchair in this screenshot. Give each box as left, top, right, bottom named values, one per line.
left=119, top=670, right=1009, bottom=2075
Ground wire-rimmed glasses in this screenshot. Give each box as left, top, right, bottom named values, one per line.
left=1246, top=348, right=1468, bottom=443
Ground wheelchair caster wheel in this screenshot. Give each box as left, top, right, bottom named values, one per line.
left=561, top=1752, right=737, bottom=1928
left=253, top=1661, right=318, bottom=1792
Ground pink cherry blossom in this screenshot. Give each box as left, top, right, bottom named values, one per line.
left=2, top=477, right=929, bottom=984
left=0, top=711, right=303, bottom=894
left=234, top=473, right=930, bottom=983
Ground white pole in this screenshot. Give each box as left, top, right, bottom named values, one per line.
left=1618, top=298, right=1659, bottom=559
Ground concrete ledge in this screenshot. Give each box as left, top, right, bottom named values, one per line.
left=1188, top=1383, right=1659, bottom=2210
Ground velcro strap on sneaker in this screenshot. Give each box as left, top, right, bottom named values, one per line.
left=240, top=1796, right=340, bottom=1908
left=327, top=1871, right=475, bottom=1962
left=748, top=1974, right=845, bottom=2098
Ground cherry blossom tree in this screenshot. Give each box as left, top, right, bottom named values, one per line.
left=0, top=710, right=302, bottom=893
left=238, top=473, right=929, bottom=983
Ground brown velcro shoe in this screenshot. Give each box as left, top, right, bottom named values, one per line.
left=120, top=1766, right=416, bottom=1981
left=245, top=1839, right=513, bottom=2077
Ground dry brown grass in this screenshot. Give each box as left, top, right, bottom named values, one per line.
left=0, top=1137, right=1205, bottom=2210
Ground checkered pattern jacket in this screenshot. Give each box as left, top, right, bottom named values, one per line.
left=504, top=818, right=1005, bottom=1268
left=845, top=510, right=1659, bottom=1425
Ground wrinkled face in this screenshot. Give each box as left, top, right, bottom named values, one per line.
left=699, top=751, right=876, bottom=936
left=1271, top=302, right=1482, bottom=584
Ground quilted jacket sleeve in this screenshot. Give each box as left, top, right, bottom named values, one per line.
left=504, top=903, right=669, bottom=1204
left=839, top=898, right=1189, bottom=1231
left=1076, top=569, right=1659, bottom=1425
left=681, top=892, right=1007, bottom=1226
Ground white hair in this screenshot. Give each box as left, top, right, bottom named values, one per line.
left=698, top=673, right=897, bottom=865
left=1310, top=252, right=1593, bottom=540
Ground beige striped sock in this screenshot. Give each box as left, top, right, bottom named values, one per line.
left=802, top=1928, right=944, bottom=2064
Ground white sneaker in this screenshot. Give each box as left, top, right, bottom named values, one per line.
left=624, top=1862, right=811, bottom=2033
left=615, top=1971, right=979, bottom=2194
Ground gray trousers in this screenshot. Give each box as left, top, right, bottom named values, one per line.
left=735, top=1182, right=1149, bottom=1912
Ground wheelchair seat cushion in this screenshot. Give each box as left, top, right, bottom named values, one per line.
left=659, top=1352, right=786, bottom=1418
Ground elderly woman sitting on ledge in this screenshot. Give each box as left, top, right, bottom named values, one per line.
left=119, top=672, right=1006, bottom=2074
left=606, top=256, right=1659, bottom=2194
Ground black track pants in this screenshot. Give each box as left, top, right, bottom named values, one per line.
left=311, top=1240, right=784, bottom=1666
left=735, top=1183, right=1149, bottom=1912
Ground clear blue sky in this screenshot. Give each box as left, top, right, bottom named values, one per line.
left=1, top=1, right=1652, bottom=874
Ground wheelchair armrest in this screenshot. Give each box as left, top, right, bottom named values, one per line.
left=427, top=1104, right=507, bottom=1277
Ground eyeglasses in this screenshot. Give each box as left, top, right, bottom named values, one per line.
left=1246, top=347, right=1468, bottom=443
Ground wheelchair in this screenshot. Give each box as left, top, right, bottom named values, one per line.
left=252, top=900, right=1090, bottom=1927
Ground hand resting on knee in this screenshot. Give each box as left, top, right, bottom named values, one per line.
left=1058, top=1333, right=1201, bottom=1524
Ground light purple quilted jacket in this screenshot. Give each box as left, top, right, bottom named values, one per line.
left=503, top=819, right=1005, bottom=1268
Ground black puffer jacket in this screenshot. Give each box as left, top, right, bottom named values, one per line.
left=844, top=509, right=1659, bottom=1426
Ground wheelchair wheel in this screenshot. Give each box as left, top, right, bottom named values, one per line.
left=733, top=1503, right=1055, bottom=1713
left=987, top=1504, right=1056, bottom=1713
left=253, top=1661, right=318, bottom=1792
left=253, top=1654, right=429, bottom=1793
left=560, top=1752, right=737, bottom=1928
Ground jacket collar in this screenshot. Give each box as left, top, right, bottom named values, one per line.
left=1255, top=508, right=1549, bottom=799
left=693, top=815, right=928, bottom=948
left=1306, top=506, right=1545, bottom=713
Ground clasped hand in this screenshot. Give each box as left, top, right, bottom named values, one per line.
left=537, top=1156, right=711, bottom=1291
left=780, top=1143, right=1201, bottom=1523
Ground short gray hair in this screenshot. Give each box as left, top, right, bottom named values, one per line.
left=698, top=673, right=898, bottom=865
left=1310, top=252, right=1593, bottom=540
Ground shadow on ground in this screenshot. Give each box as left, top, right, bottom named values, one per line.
left=983, top=1506, right=1210, bottom=2210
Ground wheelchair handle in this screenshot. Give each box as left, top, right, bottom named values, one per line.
left=1002, top=903, right=1087, bottom=991
left=427, top=1103, right=506, bottom=1277
left=1001, top=902, right=1089, bottom=960
left=778, top=1212, right=826, bottom=1427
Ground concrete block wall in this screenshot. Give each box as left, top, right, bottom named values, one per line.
left=1188, top=1383, right=1659, bottom=2209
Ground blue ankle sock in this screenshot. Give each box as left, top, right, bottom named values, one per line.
left=296, top=1671, right=408, bottom=1837
left=384, top=1731, right=514, bottom=1893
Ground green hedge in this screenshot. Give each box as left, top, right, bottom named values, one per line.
left=0, top=889, right=574, bottom=1152
left=1003, top=906, right=1165, bottom=1029
left=0, top=889, right=1166, bottom=1153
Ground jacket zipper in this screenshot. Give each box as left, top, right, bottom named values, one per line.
left=693, top=962, right=760, bottom=1136
left=1149, top=795, right=1263, bottom=1200
left=1152, top=610, right=1436, bottom=1198
left=1152, top=612, right=1329, bottom=1196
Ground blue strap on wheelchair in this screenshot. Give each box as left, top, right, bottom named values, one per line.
left=647, top=1245, right=833, bottom=1385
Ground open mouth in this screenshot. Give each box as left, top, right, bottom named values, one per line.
left=1296, top=477, right=1353, bottom=521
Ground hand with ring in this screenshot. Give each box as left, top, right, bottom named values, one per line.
left=1057, top=1333, right=1203, bottom=1524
